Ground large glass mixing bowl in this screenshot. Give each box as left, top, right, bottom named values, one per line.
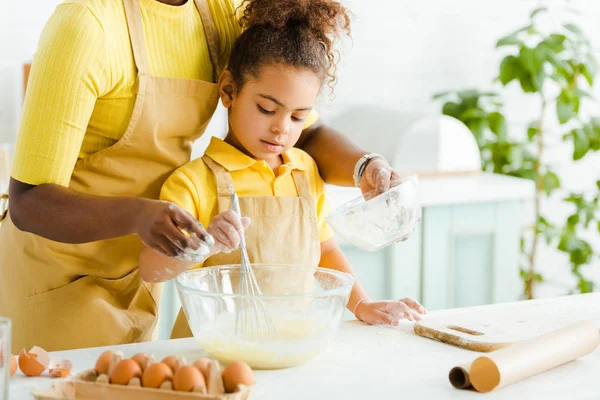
left=175, top=264, right=354, bottom=370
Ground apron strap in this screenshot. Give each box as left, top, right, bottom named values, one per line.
left=194, top=0, right=222, bottom=83
left=291, top=170, right=312, bottom=200
left=291, top=169, right=318, bottom=228
left=124, top=0, right=221, bottom=82
left=202, top=154, right=233, bottom=212
left=123, top=0, right=150, bottom=75
left=202, top=155, right=315, bottom=212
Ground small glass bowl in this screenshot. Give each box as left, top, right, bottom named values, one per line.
left=326, top=175, right=421, bottom=251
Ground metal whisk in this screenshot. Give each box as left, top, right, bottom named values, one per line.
left=229, top=186, right=276, bottom=338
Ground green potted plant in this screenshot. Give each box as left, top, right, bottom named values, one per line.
left=434, top=7, right=600, bottom=299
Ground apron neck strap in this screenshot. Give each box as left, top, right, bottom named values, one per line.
left=202, top=154, right=233, bottom=198
left=123, top=0, right=222, bottom=81
left=123, top=0, right=149, bottom=75
left=291, top=170, right=311, bottom=200
left=194, top=0, right=222, bottom=83
left=202, top=154, right=314, bottom=211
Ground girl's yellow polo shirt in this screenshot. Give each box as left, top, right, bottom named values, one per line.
left=160, top=137, right=334, bottom=247
left=12, top=0, right=318, bottom=187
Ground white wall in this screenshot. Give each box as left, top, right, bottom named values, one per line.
left=1, top=0, right=599, bottom=296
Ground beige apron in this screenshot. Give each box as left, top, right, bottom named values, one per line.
left=171, top=154, right=321, bottom=338
left=0, top=0, right=222, bottom=353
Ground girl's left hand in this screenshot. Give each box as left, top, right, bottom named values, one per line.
left=354, top=297, right=428, bottom=327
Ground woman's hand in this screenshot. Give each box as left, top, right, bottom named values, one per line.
left=207, top=210, right=251, bottom=255
left=134, top=199, right=212, bottom=258
left=359, top=158, right=420, bottom=242
left=359, top=158, right=403, bottom=195
left=354, top=297, right=427, bottom=326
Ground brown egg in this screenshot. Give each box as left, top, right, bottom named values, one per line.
left=95, top=350, right=113, bottom=375
left=193, top=358, right=212, bottom=379
left=222, top=361, right=254, bottom=393
left=161, top=355, right=182, bottom=373
left=10, top=354, right=17, bottom=377
left=18, top=346, right=49, bottom=377
left=109, top=359, right=142, bottom=385
left=173, top=365, right=206, bottom=392
left=107, top=351, right=124, bottom=376
left=142, top=362, right=173, bottom=388
left=131, top=352, right=154, bottom=371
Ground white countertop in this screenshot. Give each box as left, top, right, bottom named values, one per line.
left=327, top=172, right=535, bottom=209
left=10, top=294, right=600, bottom=400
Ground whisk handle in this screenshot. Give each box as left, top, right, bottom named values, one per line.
left=229, top=189, right=247, bottom=249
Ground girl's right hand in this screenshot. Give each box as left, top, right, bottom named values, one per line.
left=207, top=210, right=251, bottom=254
left=134, top=199, right=211, bottom=258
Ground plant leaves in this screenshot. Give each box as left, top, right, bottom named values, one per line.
left=544, top=34, right=567, bottom=52
left=571, top=241, right=593, bottom=265
left=572, top=128, right=590, bottom=160
left=556, top=91, right=578, bottom=124
left=567, top=214, right=580, bottom=227
left=520, top=47, right=543, bottom=74
left=573, top=88, right=592, bottom=99
left=457, top=90, right=482, bottom=108
left=513, top=167, right=537, bottom=182
left=530, top=7, right=547, bottom=19
left=543, top=171, right=561, bottom=195
left=579, top=279, right=593, bottom=293
left=488, top=112, right=508, bottom=140
left=459, top=108, right=487, bottom=120
left=496, top=33, right=522, bottom=48
left=563, top=23, right=583, bottom=35
left=578, top=55, right=598, bottom=86
left=527, top=122, right=540, bottom=140
left=465, top=118, right=486, bottom=142
left=442, top=101, right=464, bottom=119
left=519, top=72, right=538, bottom=92
left=559, top=231, right=593, bottom=265
left=432, top=91, right=452, bottom=100
left=499, top=56, right=522, bottom=85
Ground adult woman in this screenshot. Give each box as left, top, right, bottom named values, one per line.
left=0, top=0, right=400, bottom=353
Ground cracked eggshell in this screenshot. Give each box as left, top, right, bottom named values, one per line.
left=18, top=346, right=49, bottom=377
left=49, top=359, right=73, bottom=378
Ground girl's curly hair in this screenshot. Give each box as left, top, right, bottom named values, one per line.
left=228, top=0, right=351, bottom=92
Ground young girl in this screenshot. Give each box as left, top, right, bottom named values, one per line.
left=139, top=0, right=426, bottom=337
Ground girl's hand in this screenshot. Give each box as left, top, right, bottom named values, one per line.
left=207, top=210, right=251, bottom=254
left=354, top=297, right=427, bottom=326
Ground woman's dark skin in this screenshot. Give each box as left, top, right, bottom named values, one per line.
left=8, top=122, right=370, bottom=257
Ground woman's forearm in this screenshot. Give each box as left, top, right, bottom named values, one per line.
left=8, top=178, right=142, bottom=243
left=297, top=122, right=367, bottom=187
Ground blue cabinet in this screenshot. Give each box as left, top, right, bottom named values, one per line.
left=340, top=200, right=523, bottom=312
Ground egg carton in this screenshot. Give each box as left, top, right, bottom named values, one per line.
left=31, top=367, right=251, bottom=400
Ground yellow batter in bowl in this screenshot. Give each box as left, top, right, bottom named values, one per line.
left=197, top=313, right=332, bottom=369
